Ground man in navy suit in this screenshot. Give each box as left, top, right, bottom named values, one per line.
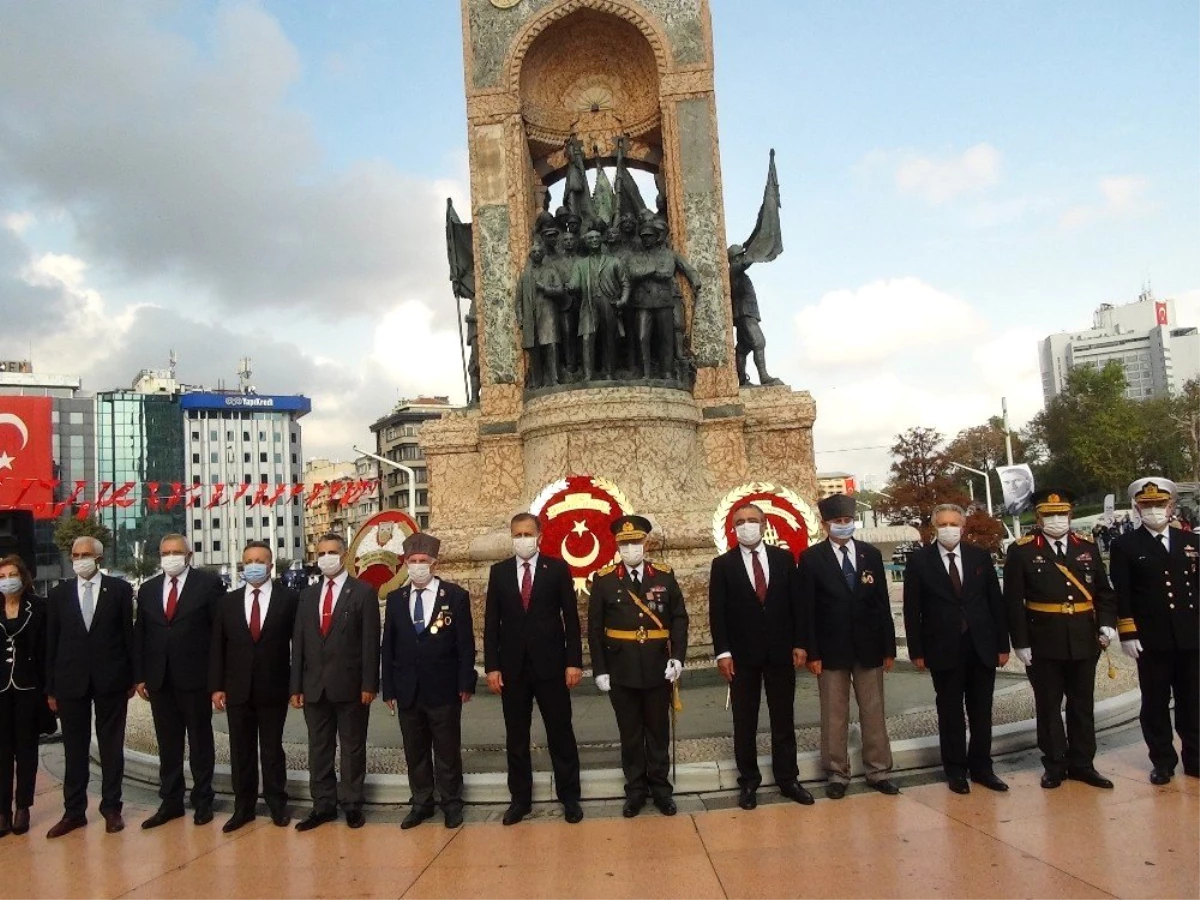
left=483, top=512, right=584, bottom=826
left=708, top=502, right=812, bottom=810
left=798, top=493, right=899, bottom=798
left=382, top=532, right=477, bottom=830
left=903, top=504, right=1010, bottom=794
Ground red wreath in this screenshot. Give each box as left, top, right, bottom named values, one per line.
left=532, top=475, right=631, bottom=588
left=717, top=486, right=815, bottom=563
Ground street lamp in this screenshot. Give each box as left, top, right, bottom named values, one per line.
left=949, top=461, right=993, bottom=517
left=352, top=445, right=416, bottom=523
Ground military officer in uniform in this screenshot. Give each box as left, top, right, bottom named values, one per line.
left=1110, top=477, right=1199, bottom=784
left=1005, top=489, right=1118, bottom=789
left=589, top=515, right=688, bottom=817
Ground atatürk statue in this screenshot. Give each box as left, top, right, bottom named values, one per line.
left=515, top=241, right=564, bottom=389
left=569, top=230, right=629, bottom=382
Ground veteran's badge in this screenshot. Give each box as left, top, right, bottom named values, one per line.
left=712, top=482, right=819, bottom=563
left=348, top=509, right=419, bottom=600
left=531, top=475, right=633, bottom=594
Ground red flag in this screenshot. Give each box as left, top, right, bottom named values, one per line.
left=1155, top=301, right=1168, bottom=326
left=0, top=396, right=54, bottom=518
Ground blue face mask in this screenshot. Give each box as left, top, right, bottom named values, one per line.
left=828, top=522, right=856, bottom=540
left=242, top=562, right=271, bottom=586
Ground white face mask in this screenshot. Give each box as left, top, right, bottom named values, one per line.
left=1137, top=506, right=1169, bottom=529
left=828, top=521, right=856, bottom=541
left=936, top=525, right=962, bottom=549
left=160, top=554, right=189, bottom=578
left=73, top=558, right=98, bottom=579
left=512, top=536, right=539, bottom=560
left=0, top=576, right=22, bottom=597
left=1041, top=515, right=1070, bottom=539
left=734, top=522, right=762, bottom=547
left=316, top=553, right=343, bottom=578
left=618, top=544, right=645, bottom=568
left=407, top=562, right=433, bottom=587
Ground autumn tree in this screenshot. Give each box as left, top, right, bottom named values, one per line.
left=945, top=416, right=1027, bottom=475
left=878, top=427, right=970, bottom=537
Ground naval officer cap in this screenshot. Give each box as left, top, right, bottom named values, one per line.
left=817, top=493, right=856, bottom=521
left=611, top=515, right=652, bottom=543
left=402, top=532, right=441, bottom=558
left=1128, top=477, right=1177, bottom=503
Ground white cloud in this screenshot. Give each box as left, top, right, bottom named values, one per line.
left=2, top=212, right=34, bottom=235
left=792, top=277, right=986, bottom=367
left=1059, top=175, right=1148, bottom=229
left=970, top=326, right=1046, bottom=428
left=891, top=143, right=1002, bottom=204
left=1173, top=288, right=1200, bottom=327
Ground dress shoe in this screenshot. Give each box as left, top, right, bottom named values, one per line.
left=779, top=782, right=815, bottom=806
left=1149, top=767, right=1173, bottom=785
left=869, top=779, right=901, bottom=796
left=653, top=797, right=677, bottom=816
left=737, top=788, right=757, bottom=810
left=563, top=801, right=584, bottom=824
left=1040, top=772, right=1063, bottom=789
left=270, top=810, right=291, bottom=827
left=194, top=806, right=214, bottom=826
left=947, top=777, right=970, bottom=795
left=103, top=810, right=125, bottom=833
left=12, top=808, right=29, bottom=835
left=46, top=815, right=87, bottom=839
left=622, top=798, right=644, bottom=818
left=444, top=809, right=464, bottom=829
left=825, top=782, right=847, bottom=800
left=0, top=812, right=10, bottom=837
left=401, top=807, right=435, bottom=830
left=141, top=807, right=184, bottom=830
left=222, top=811, right=255, bottom=834
left=1067, top=768, right=1114, bottom=789
left=345, top=810, right=366, bottom=829
left=971, top=773, right=1009, bottom=792
left=502, top=803, right=531, bottom=826
left=294, top=810, right=337, bottom=832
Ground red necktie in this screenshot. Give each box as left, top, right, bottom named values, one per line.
left=165, top=577, right=179, bottom=622
left=520, top=562, right=532, bottom=611
left=751, top=549, right=767, bottom=603
left=249, top=588, right=262, bottom=642
left=320, top=580, right=335, bottom=637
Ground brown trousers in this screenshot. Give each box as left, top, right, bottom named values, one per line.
left=818, top=665, right=894, bottom=784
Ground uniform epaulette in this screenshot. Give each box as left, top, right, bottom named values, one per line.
left=595, top=563, right=617, bottom=577
left=1015, top=535, right=1035, bottom=546
left=1078, top=533, right=1095, bottom=543
left=649, top=560, right=671, bottom=572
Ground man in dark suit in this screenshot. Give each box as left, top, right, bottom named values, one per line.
left=45, top=536, right=135, bottom=838
left=210, top=539, right=299, bottom=832
left=290, top=532, right=380, bottom=831
left=382, top=532, right=477, bottom=830
left=1111, top=477, right=1199, bottom=784
left=590, top=516, right=688, bottom=817
left=798, top=493, right=899, bottom=799
left=133, top=534, right=225, bottom=829
left=708, top=502, right=812, bottom=810
left=484, top=512, right=584, bottom=826
left=903, top=504, right=1011, bottom=794
left=1005, top=489, right=1118, bottom=789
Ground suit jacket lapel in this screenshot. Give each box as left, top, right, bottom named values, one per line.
left=729, top=548, right=757, bottom=601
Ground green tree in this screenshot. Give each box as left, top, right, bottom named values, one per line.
left=53, top=514, right=113, bottom=555
left=1174, top=378, right=1200, bottom=482
left=878, top=427, right=970, bottom=536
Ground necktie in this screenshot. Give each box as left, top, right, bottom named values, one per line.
left=631, top=569, right=641, bottom=589
left=165, top=577, right=179, bottom=622
left=1158, top=534, right=1167, bottom=550
left=520, top=562, right=532, bottom=611
left=81, top=580, right=95, bottom=631
left=320, top=580, right=335, bottom=637
left=249, top=588, right=262, bottom=642
left=751, top=549, right=767, bottom=603
left=947, top=552, right=962, bottom=597
left=1055, top=541, right=1066, bottom=560
left=840, top=545, right=855, bottom=591
left=413, top=589, right=425, bottom=633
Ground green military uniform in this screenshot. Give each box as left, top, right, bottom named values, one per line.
left=1004, top=490, right=1117, bottom=784
left=588, top=517, right=688, bottom=811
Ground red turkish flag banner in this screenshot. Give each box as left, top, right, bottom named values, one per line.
left=0, top=396, right=54, bottom=518
left=1155, top=301, right=1168, bottom=326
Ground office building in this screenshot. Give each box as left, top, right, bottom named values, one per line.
left=302, top=457, right=357, bottom=561
left=370, top=397, right=456, bottom=529
left=817, top=471, right=856, bottom=500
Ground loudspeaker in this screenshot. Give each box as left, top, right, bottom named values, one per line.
left=0, top=510, right=36, bottom=578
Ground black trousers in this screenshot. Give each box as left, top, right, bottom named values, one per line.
left=149, top=684, right=215, bottom=811
left=1137, top=646, right=1199, bottom=774
left=730, top=662, right=798, bottom=789
left=608, top=682, right=672, bottom=802
left=500, top=662, right=580, bottom=805
left=1028, top=655, right=1097, bottom=776
left=929, top=633, right=997, bottom=779
left=396, top=700, right=464, bottom=814
left=0, top=689, right=40, bottom=810
left=226, top=701, right=289, bottom=816
left=303, top=698, right=369, bottom=814
left=58, top=689, right=127, bottom=818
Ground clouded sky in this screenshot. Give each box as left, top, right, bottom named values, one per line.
left=1, top=0, right=1196, bottom=487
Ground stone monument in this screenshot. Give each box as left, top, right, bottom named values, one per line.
left=424, top=0, right=818, bottom=652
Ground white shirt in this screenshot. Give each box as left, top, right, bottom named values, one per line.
left=516, top=553, right=539, bottom=592
left=162, top=566, right=190, bottom=613
left=1143, top=525, right=1171, bottom=552
left=244, top=580, right=272, bottom=625
left=320, top=569, right=349, bottom=613
left=76, top=571, right=102, bottom=606
left=832, top=538, right=857, bottom=572
left=739, top=542, right=770, bottom=588
left=937, top=542, right=961, bottom=581
left=409, top=578, right=440, bottom=625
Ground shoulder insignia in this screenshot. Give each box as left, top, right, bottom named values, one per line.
left=649, top=559, right=672, bottom=572
left=595, top=563, right=617, bottom=577
left=1079, top=533, right=1095, bottom=543
left=1015, top=535, right=1035, bottom=546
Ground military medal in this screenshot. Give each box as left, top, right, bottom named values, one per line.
left=861, top=571, right=874, bottom=585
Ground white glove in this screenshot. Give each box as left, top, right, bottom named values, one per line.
left=1121, top=639, right=1143, bottom=660
left=1015, top=647, right=1033, bottom=666
left=1099, top=626, right=1117, bottom=647
left=595, top=674, right=611, bottom=692
left=664, top=659, right=683, bottom=683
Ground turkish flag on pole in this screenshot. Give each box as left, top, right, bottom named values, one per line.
left=0, top=396, right=54, bottom=518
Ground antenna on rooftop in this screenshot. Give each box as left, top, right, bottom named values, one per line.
left=237, top=357, right=254, bottom=394
left=168, top=349, right=177, bottom=379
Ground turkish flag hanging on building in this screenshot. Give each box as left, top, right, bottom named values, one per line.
left=1155, top=301, right=1169, bottom=326
left=0, top=396, right=54, bottom=518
